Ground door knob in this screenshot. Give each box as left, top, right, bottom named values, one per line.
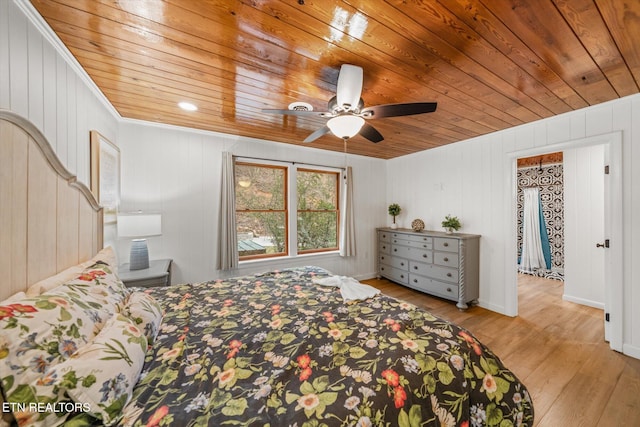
left=596, top=239, right=610, bottom=248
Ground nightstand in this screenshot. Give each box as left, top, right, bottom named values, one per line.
left=118, top=259, right=172, bottom=288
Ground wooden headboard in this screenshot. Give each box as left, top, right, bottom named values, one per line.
left=0, top=110, right=103, bottom=301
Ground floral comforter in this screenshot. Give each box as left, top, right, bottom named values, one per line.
left=120, top=266, right=533, bottom=426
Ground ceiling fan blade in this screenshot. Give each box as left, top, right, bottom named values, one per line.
left=361, top=102, right=437, bottom=119
left=336, top=64, right=363, bottom=110
left=303, top=125, right=331, bottom=143
left=261, top=108, right=329, bottom=118
left=359, top=123, right=384, bottom=143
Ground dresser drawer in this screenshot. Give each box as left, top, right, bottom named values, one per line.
left=392, top=245, right=432, bottom=263
left=380, top=265, right=409, bottom=285
left=379, top=253, right=391, bottom=267
left=379, top=231, right=391, bottom=243
left=407, top=234, right=432, bottom=244
left=434, top=237, right=458, bottom=252
left=379, top=241, right=391, bottom=254
left=391, top=237, right=411, bottom=246
left=408, top=274, right=459, bottom=300
left=390, top=256, right=409, bottom=270
left=409, top=261, right=458, bottom=283
left=433, top=252, right=459, bottom=268
left=406, top=239, right=433, bottom=250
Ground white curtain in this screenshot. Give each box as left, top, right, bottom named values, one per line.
left=339, top=166, right=356, bottom=257
left=520, top=187, right=546, bottom=271
left=216, top=152, right=238, bottom=270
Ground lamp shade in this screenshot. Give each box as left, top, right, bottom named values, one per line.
left=326, top=115, right=365, bottom=139
left=117, top=213, right=162, bottom=237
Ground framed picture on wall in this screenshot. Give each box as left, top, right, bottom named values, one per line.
left=90, top=130, right=120, bottom=224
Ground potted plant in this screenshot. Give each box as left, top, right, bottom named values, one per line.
left=388, top=203, right=401, bottom=229
left=441, top=214, right=461, bottom=234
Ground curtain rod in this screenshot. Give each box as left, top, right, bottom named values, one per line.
left=233, top=155, right=346, bottom=171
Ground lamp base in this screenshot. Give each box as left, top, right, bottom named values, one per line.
left=130, top=239, right=150, bottom=270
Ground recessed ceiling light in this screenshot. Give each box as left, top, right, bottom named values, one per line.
left=178, top=101, right=198, bottom=111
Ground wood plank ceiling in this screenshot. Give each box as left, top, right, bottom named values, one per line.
left=31, top=0, right=640, bottom=159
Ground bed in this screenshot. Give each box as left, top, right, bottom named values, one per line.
left=0, top=111, right=534, bottom=426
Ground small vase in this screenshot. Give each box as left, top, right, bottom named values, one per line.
left=390, top=223, right=398, bottom=229
left=445, top=227, right=453, bottom=234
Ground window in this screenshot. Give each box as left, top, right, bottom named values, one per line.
left=235, top=163, right=288, bottom=259
left=297, top=169, right=339, bottom=253
left=235, top=161, right=341, bottom=261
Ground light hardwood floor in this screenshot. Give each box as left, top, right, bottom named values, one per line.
left=361, top=274, right=640, bottom=426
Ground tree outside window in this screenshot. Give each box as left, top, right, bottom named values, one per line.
left=297, top=169, right=339, bottom=253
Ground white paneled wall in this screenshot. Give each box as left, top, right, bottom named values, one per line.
left=0, top=0, right=118, bottom=185
left=387, top=94, right=640, bottom=358
left=117, top=121, right=387, bottom=284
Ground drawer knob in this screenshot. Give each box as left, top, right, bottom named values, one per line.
left=400, top=262, right=405, bottom=266
left=444, top=257, right=449, bottom=262
left=447, top=273, right=452, bottom=277
left=413, top=279, right=418, bottom=283
left=394, top=248, right=398, bottom=252
left=422, top=254, right=428, bottom=258
left=447, top=287, right=452, bottom=292
left=443, top=242, right=449, bottom=247
left=381, top=267, right=385, bottom=271
left=400, top=274, right=405, bottom=279
left=381, top=256, right=385, bottom=260
left=413, top=266, right=418, bottom=270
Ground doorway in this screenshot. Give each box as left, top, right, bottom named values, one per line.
left=505, top=132, right=623, bottom=352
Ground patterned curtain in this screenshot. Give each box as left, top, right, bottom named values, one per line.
left=216, top=152, right=239, bottom=270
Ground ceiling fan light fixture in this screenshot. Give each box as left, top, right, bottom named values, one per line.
left=327, top=115, right=365, bottom=139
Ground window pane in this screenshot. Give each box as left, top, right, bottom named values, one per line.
left=237, top=211, right=287, bottom=257
left=236, top=164, right=285, bottom=210
left=297, top=211, right=338, bottom=251
left=297, top=170, right=338, bottom=209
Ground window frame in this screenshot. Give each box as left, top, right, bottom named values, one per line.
left=234, top=159, right=343, bottom=262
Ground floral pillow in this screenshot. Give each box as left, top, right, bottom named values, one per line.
left=122, top=292, right=163, bottom=345
left=61, top=261, right=130, bottom=317
left=0, top=292, right=101, bottom=426
left=47, top=313, right=148, bottom=426
left=0, top=262, right=129, bottom=426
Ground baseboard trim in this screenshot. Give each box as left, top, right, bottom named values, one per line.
left=562, top=294, right=605, bottom=310
left=622, top=343, right=640, bottom=360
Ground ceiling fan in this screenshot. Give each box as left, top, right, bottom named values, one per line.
left=261, top=64, right=437, bottom=143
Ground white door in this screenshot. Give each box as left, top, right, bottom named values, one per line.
left=563, top=145, right=605, bottom=309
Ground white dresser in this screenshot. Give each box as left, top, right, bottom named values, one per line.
left=377, top=228, right=480, bottom=309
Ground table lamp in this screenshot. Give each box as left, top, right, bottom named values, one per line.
left=117, top=212, right=162, bottom=270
